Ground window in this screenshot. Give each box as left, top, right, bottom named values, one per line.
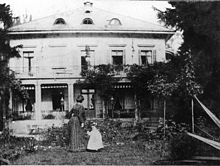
left=82, top=18, right=93, bottom=24
left=54, top=18, right=66, bottom=25
left=139, top=50, right=156, bottom=65
left=81, top=89, right=96, bottom=118
left=112, top=50, right=124, bottom=66
left=109, top=18, right=121, bottom=26
left=81, top=56, right=88, bottom=71
left=23, top=51, right=34, bottom=74
left=85, top=10, right=91, bottom=13
left=81, top=46, right=95, bottom=71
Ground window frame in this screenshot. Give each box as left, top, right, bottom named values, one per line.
left=111, top=49, right=125, bottom=66
left=138, top=47, right=156, bottom=65
left=109, top=18, right=122, bottom=26
left=54, top=18, right=66, bottom=25
left=23, top=51, right=34, bottom=73
left=82, top=18, right=94, bottom=25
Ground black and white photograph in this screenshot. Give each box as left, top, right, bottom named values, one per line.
left=0, top=0, right=219, bottom=165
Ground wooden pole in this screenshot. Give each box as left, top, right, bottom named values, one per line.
left=164, top=99, right=166, bottom=137
left=192, top=98, right=194, bottom=133
left=134, top=93, right=138, bottom=126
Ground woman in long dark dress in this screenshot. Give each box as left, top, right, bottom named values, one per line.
left=67, top=95, right=86, bottom=152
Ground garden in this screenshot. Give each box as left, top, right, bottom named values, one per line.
left=1, top=118, right=219, bottom=165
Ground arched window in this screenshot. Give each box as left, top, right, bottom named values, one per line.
left=54, top=18, right=66, bottom=25
left=82, top=18, right=94, bottom=24
left=109, top=18, right=121, bottom=26
left=85, top=10, right=91, bottom=13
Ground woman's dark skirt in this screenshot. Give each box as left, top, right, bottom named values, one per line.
left=67, top=116, right=86, bottom=152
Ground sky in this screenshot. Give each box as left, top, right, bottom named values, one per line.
left=0, top=0, right=171, bottom=25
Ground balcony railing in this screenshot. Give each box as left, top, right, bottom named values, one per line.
left=10, top=65, right=81, bottom=78
left=10, top=65, right=134, bottom=79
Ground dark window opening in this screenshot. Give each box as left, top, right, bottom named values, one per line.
left=113, top=56, right=123, bottom=65
left=85, top=10, right=91, bottom=13
left=82, top=18, right=93, bottom=24
left=112, top=50, right=123, bottom=65
left=54, top=18, right=66, bottom=25
left=81, top=56, right=88, bottom=71
left=140, top=50, right=153, bottom=65
left=52, top=90, right=64, bottom=111
left=141, top=56, right=147, bottom=65
left=23, top=51, right=34, bottom=74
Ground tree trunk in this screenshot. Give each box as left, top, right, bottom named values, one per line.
left=102, top=100, right=106, bottom=119
left=134, top=93, right=139, bottom=126
left=0, top=87, right=6, bottom=131
left=163, top=99, right=166, bottom=137
left=191, top=98, right=194, bottom=133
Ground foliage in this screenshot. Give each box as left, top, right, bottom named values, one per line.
left=10, top=112, right=32, bottom=121
left=147, top=74, right=178, bottom=98
left=169, top=132, right=197, bottom=160
left=176, top=53, right=203, bottom=97
left=43, top=114, right=55, bottom=120
left=85, top=119, right=135, bottom=144
left=80, top=64, right=118, bottom=100
left=41, top=125, right=69, bottom=147
left=127, top=64, right=155, bottom=99
left=156, top=1, right=220, bottom=114
left=195, top=116, right=220, bottom=141
left=0, top=3, right=25, bottom=130
left=0, top=129, right=37, bottom=162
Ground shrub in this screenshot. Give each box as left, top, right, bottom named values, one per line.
left=43, top=114, right=55, bottom=119
left=169, top=133, right=197, bottom=160
left=0, top=129, right=38, bottom=162
left=40, top=125, right=69, bottom=147
left=84, top=119, right=135, bottom=144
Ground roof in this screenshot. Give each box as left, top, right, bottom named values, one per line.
left=9, top=5, right=174, bottom=35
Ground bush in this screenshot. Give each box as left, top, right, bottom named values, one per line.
left=85, top=119, right=135, bottom=144
left=0, top=129, right=38, bottom=162
left=40, top=125, right=69, bottom=147
left=43, top=114, right=55, bottom=119
left=169, top=133, right=197, bottom=160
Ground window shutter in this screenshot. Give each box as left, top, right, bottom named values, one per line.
left=138, top=50, right=141, bottom=65
left=153, top=50, right=156, bottom=63
left=106, top=49, right=111, bottom=64
left=92, top=51, right=95, bottom=66
left=123, top=49, right=126, bottom=65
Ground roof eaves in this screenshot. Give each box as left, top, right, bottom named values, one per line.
left=8, top=29, right=175, bottom=35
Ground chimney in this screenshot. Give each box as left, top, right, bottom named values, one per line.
left=84, top=1, right=93, bottom=13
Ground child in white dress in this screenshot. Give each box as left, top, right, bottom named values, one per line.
left=87, top=122, right=104, bottom=152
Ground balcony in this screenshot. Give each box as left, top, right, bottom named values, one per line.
left=10, top=65, right=81, bottom=79
left=10, top=64, right=134, bottom=79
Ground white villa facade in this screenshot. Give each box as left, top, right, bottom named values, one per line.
left=8, top=2, right=174, bottom=134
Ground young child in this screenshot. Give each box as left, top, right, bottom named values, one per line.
left=87, top=122, right=104, bottom=152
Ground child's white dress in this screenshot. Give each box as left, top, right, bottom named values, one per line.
left=87, top=126, right=104, bottom=151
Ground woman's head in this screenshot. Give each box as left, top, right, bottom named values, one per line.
left=76, top=95, right=84, bottom=103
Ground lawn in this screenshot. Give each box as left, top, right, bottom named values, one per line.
left=11, top=142, right=162, bottom=165
left=2, top=118, right=220, bottom=165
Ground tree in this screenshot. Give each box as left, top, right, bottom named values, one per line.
left=80, top=64, right=117, bottom=118
left=0, top=3, right=24, bottom=131
left=156, top=1, right=220, bottom=115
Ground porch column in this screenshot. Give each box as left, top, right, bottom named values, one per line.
left=8, top=89, right=12, bottom=111
left=35, top=83, right=42, bottom=120
left=68, top=83, right=74, bottom=111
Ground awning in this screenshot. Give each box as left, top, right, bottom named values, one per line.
left=41, top=84, right=68, bottom=89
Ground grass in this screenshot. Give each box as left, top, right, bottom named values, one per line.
left=11, top=142, right=162, bottom=165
